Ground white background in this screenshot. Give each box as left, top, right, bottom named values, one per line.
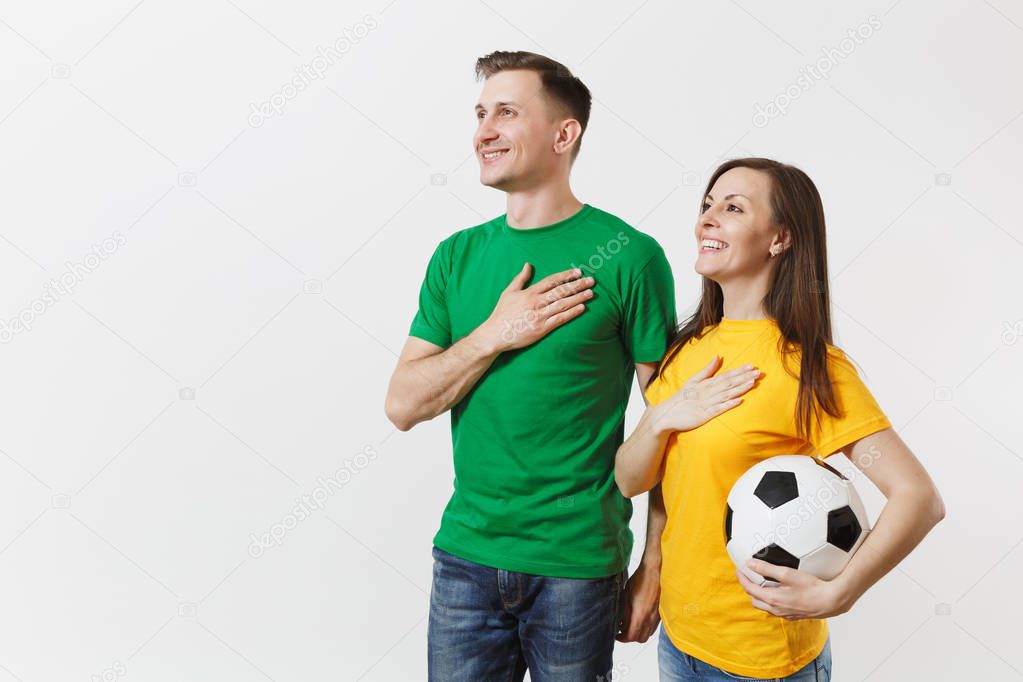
left=0, top=0, right=1021, bottom=680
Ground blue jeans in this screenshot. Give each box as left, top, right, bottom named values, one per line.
left=428, top=546, right=627, bottom=681
left=658, top=627, right=831, bottom=681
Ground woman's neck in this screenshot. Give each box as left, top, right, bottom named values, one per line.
left=718, top=276, right=771, bottom=320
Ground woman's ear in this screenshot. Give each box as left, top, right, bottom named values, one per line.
left=769, top=228, right=792, bottom=257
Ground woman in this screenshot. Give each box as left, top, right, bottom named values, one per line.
left=615, top=158, right=944, bottom=681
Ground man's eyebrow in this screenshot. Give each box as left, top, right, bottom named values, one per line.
left=474, top=101, right=521, bottom=110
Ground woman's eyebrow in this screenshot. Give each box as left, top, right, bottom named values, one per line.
left=705, top=193, right=751, bottom=201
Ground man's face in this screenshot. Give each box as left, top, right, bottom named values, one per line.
left=473, top=70, right=562, bottom=191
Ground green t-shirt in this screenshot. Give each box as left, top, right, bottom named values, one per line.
left=409, top=204, right=677, bottom=578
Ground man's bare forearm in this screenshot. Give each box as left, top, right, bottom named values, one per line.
left=387, top=265, right=593, bottom=431
left=641, top=483, right=667, bottom=568
left=386, top=328, right=501, bottom=431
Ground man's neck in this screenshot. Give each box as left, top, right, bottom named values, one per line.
left=504, top=181, right=584, bottom=230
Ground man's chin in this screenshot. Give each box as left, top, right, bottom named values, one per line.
left=480, top=173, right=514, bottom=191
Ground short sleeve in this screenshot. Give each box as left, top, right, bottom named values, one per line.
left=808, top=349, right=892, bottom=456
left=408, top=240, right=452, bottom=348
left=622, top=248, right=677, bottom=363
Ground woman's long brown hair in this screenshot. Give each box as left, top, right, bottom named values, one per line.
left=651, top=157, right=840, bottom=438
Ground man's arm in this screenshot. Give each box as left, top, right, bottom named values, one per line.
left=617, top=361, right=665, bottom=643
left=384, top=264, right=594, bottom=431
left=632, top=362, right=667, bottom=569
left=384, top=334, right=501, bottom=432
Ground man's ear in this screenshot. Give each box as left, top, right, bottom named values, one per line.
left=553, top=119, right=582, bottom=157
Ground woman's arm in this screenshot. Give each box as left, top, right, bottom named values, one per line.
left=615, top=356, right=760, bottom=497
left=831, top=428, right=944, bottom=608
left=738, top=428, right=945, bottom=619
left=614, top=404, right=674, bottom=498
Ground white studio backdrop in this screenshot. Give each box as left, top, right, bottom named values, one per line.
left=0, top=0, right=1020, bottom=680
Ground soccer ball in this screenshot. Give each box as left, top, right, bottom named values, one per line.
left=725, top=455, right=870, bottom=586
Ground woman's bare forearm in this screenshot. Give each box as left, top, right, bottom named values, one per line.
left=833, top=485, right=944, bottom=610
left=615, top=407, right=670, bottom=497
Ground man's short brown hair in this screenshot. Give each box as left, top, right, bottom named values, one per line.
left=475, top=51, right=592, bottom=160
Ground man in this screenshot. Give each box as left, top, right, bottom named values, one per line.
left=385, top=51, right=674, bottom=681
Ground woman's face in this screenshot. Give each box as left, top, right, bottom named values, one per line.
left=694, top=167, right=786, bottom=283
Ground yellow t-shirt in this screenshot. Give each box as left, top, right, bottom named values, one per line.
left=644, top=317, right=891, bottom=678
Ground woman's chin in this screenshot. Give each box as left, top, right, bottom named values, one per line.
left=694, top=261, right=719, bottom=279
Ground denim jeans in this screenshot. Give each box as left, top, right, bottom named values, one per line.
left=428, top=546, right=627, bottom=681
left=658, top=626, right=831, bottom=681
